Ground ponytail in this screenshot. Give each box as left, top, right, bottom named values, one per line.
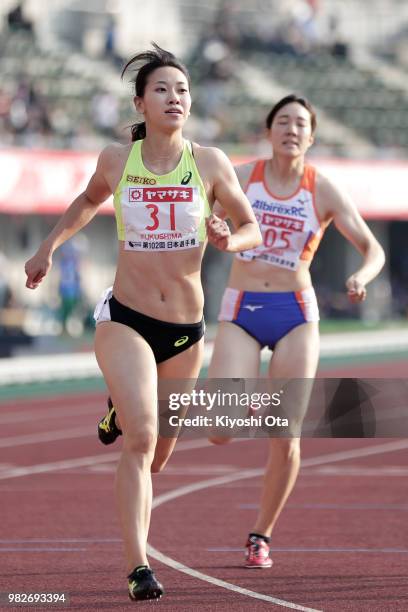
left=131, top=121, right=146, bottom=141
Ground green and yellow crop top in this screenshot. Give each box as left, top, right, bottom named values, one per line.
left=114, top=140, right=211, bottom=251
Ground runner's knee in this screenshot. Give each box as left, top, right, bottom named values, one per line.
left=270, top=438, right=300, bottom=464
left=123, top=428, right=156, bottom=456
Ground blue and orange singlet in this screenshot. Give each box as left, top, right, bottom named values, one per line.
left=237, top=160, right=325, bottom=270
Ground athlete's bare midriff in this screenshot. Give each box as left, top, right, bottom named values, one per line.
left=103, top=141, right=213, bottom=323
left=228, top=257, right=313, bottom=292
left=113, top=242, right=206, bottom=323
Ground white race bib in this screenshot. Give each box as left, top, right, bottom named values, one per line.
left=121, top=185, right=201, bottom=251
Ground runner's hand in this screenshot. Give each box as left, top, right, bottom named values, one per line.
left=346, top=274, right=367, bottom=303
left=25, top=249, right=52, bottom=289
left=206, top=214, right=235, bottom=252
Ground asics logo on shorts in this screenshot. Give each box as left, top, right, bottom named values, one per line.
left=174, top=335, right=189, bottom=347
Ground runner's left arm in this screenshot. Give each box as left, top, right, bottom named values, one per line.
left=205, top=149, right=261, bottom=253
left=321, top=176, right=385, bottom=302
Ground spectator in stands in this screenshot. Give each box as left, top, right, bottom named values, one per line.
left=212, top=0, right=241, bottom=50
left=0, top=251, right=12, bottom=311
left=6, top=2, right=33, bottom=35
left=92, top=90, right=120, bottom=139
left=328, top=15, right=349, bottom=59
left=57, top=242, right=83, bottom=334
left=103, top=14, right=123, bottom=68
left=6, top=77, right=51, bottom=146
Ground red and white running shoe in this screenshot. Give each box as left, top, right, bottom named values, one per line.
left=245, top=535, right=273, bottom=568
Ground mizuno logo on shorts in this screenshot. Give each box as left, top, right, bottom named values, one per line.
left=174, top=335, right=189, bottom=347
left=243, top=305, right=263, bottom=312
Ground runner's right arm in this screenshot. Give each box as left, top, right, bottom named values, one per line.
left=25, top=146, right=114, bottom=289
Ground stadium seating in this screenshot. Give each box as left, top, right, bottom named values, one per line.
left=241, top=50, right=408, bottom=150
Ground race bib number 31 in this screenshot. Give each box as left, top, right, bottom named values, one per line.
left=122, top=185, right=201, bottom=251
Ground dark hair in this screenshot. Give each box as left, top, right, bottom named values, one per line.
left=121, top=42, right=191, bottom=141
left=266, top=94, right=317, bottom=133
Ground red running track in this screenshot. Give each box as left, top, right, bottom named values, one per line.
left=0, top=385, right=407, bottom=611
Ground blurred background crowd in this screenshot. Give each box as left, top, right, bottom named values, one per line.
left=0, top=0, right=407, bottom=356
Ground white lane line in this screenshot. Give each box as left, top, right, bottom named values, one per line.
left=148, top=440, right=408, bottom=509
left=0, top=539, right=121, bottom=543
left=0, top=438, right=216, bottom=480
left=303, top=465, right=408, bottom=476
left=1, top=438, right=407, bottom=482
left=1, top=440, right=406, bottom=606
left=0, top=402, right=103, bottom=425
left=0, top=452, right=120, bottom=480
left=147, top=439, right=408, bottom=611
left=149, top=545, right=320, bottom=611
left=88, top=463, right=239, bottom=475
left=1, top=439, right=407, bottom=483
left=0, top=547, right=87, bottom=552
left=238, top=502, right=408, bottom=510
left=170, top=437, right=233, bottom=451
left=300, top=439, right=408, bottom=467
left=2, top=539, right=407, bottom=556
left=0, top=428, right=221, bottom=450
left=150, top=469, right=260, bottom=509
left=207, top=547, right=408, bottom=554
left=0, top=427, right=95, bottom=448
